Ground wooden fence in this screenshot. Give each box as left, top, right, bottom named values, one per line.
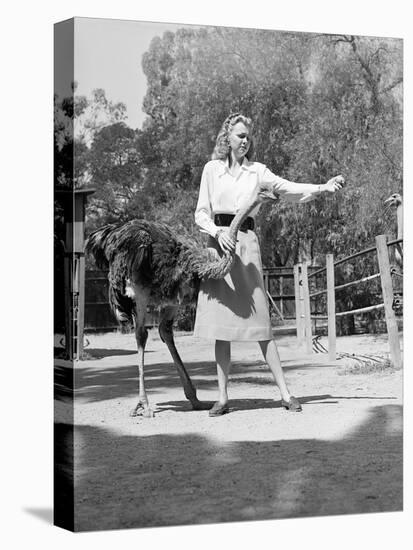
left=295, top=235, right=403, bottom=367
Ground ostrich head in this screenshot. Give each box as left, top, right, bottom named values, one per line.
left=256, top=181, right=281, bottom=204
left=384, top=193, right=402, bottom=207
left=238, top=181, right=281, bottom=212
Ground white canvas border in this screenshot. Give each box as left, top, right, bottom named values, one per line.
left=1, top=0, right=411, bottom=548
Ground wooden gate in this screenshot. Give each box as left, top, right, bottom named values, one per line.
left=263, top=266, right=322, bottom=321
left=85, top=270, right=118, bottom=332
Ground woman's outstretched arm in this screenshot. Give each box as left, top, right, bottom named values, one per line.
left=261, top=165, right=344, bottom=203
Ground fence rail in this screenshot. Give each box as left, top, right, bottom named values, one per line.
left=334, top=272, right=381, bottom=292
left=336, top=303, right=385, bottom=317
left=387, top=237, right=403, bottom=247
left=333, top=245, right=377, bottom=268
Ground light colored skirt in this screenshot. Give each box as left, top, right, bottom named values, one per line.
left=193, top=230, right=273, bottom=341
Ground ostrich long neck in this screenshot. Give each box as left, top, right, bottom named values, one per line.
left=198, top=196, right=261, bottom=280
left=228, top=199, right=259, bottom=238
left=397, top=204, right=403, bottom=239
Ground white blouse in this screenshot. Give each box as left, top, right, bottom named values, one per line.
left=195, top=158, right=317, bottom=237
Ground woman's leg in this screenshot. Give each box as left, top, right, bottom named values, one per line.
left=259, top=339, right=292, bottom=402
left=215, top=339, right=231, bottom=404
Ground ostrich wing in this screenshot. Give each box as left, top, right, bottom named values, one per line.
left=86, top=220, right=191, bottom=296
left=86, top=220, right=176, bottom=273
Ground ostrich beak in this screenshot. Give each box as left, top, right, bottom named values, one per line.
left=384, top=196, right=394, bottom=204
left=270, top=185, right=280, bottom=201
left=257, top=186, right=280, bottom=202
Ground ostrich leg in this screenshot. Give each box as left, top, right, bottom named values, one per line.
left=130, top=294, right=154, bottom=418
left=159, top=306, right=210, bottom=410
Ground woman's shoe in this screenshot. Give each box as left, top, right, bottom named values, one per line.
left=209, top=401, right=230, bottom=417
left=281, top=396, right=302, bottom=412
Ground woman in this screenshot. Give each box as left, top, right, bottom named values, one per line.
left=193, top=113, right=343, bottom=416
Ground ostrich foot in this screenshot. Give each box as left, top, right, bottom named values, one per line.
left=130, top=402, right=155, bottom=418
left=190, top=399, right=213, bottom=411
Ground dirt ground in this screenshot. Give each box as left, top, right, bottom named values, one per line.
left=54, top=330, right=403, bottom=532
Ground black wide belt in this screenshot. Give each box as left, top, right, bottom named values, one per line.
left=214, top=213, right=255, bottom=232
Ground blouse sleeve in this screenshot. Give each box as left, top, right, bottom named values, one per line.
left=194, top=163, right=220, bottom=237
left=260, top=165, right=317, bottom=203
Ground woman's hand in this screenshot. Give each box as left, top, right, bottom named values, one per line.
left=216, top=228, right=236, bottom=254
left=323, top=175, right=345, bottom=193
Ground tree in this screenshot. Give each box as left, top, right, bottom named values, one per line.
left=55, top=85, right=127, bottom=189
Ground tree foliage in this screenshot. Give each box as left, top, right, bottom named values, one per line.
left=54, top=85, right=127, bottom=189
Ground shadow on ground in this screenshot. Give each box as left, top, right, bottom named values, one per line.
left=156, top=394, right=336, bottom=413
left=55, top=358, right=368, bottom=405
left=84, top=348, right=143, bottom=359
left=60, top=403, right=402, bottom=531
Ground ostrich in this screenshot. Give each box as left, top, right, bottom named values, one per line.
left=86, top=181, right=280, bottom=417
left=384, top=192, right=403, bottom=309
left=384, top=192, right=403, bottom=263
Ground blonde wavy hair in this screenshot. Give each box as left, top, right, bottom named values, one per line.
left=211, top=113, right=254, bottom=161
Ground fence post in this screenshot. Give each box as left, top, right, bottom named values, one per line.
left=279, top=275, right=284, bottom=318
left=376, top=234, right=402, bottom=368
left=294, top=264, right=304, bottom=347
left=326, top=254, right=336, bottom=362
left=301, top=262, right=313, bottom=354
left=63, top=255, right=72, bottom=359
